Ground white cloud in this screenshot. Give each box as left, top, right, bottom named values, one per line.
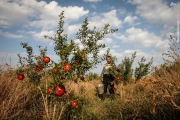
left=74, top=39, right=84, bottom=50
left=49, top=42, right=54, bottom=46
left=40, top=3, right=89, bottom=22
left=83, top=0, right=102, bottom=2
left=126, top=0, right=178, bottom=39
left=74, top=39, right=81, bottom=44
left=17, top=30, right=26, bottom=34
left=112, top=45, right=120, bottom=48
left=91, top=12, right=97, bottom=16
left=0, top=0, right=36, bottom=27
left=0, top=20, right=10, bottom=28
left=110, top=49, right=123, bottom=58
left=90, top=4, right=96, bottom=9
left=27, top=20, right=57, bottom=30
left=97, top=38, right=113, bottom=44
left=28, top=4, right=89, bottom=31
left=117, top=8, right=127, bottom=15
left=66, top=24, right=81, bottom=35
left=98, top=47, right=108, bottom=56
left=0, top=30, right=23, bottom=39
left=123, top=49, right=135, bottom=54
left=98, top=47, right=123, bottom=59
left=124, top=15, right=138, bottom=25
left=89, top=10, right=122, bottom=29
left=39, top=2, right=89, bottom=25
left=160, top=25, right=176, bottom=39
left=126, top=0, right=176, bottom=26
left=28, top=30, right=55, bottom=42
left=0, top=0, right=89, bottom=30
left=114, top=27, right=169, bottom=50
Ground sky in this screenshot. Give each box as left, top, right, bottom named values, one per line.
left=0, top=0, right=180, bottom=75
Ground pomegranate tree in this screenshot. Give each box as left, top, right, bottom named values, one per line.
left=15, top=11, right=118, bottom=119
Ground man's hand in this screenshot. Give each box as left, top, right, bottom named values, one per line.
left=117, top=66, right=120, bottom=72
left=110, top=82, right=114, bottom=85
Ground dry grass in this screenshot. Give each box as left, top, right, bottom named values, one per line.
left=0, top=65, right=30, bottom=119
left=65, top=79, right=100, bottom=96
left=1, top=65, right=180, bottom=119
left=0, top=64, right=45, bottom=119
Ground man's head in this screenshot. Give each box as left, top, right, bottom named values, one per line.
left=106, top=56, right=111, bottom=64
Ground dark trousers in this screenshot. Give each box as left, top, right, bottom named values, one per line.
left=103, top=74, right=115, bottom=94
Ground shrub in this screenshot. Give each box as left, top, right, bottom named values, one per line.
left=134, top=56, right=153, bottom=81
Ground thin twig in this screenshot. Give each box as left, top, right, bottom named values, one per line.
left=38, top=86, right=49, bottom=119
left=53, top=104, right=56, bottom=120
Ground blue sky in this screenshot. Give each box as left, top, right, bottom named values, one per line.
left=0, top=0, right=180, bottom=75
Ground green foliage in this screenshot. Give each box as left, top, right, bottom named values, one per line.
left=75, top=18, right=118, bottom=71
left=119, top=51, right=136, bottom=82
left=44, top=11, right=74, bottom=63
left=16, top=43, right=48, bottom=86
left=85, top=72, right=100, bottom=81
left=134, top=57, right=153, bottom=81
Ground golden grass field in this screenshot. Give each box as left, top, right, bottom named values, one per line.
left=0, top=61, right=180, bottom=120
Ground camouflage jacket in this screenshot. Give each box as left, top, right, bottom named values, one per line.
left=101, top=63, right=117, bottom=77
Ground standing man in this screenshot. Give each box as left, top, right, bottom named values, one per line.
left=101, top=56, right=120, bottom=100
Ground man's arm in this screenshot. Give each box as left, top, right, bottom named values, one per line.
left=100, top=67, right=104, bottom=83
left=101, top=67, right=104, bottom=78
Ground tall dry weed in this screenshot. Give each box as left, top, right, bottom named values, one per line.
left=152, top=35, right=180, bottom=111
left=0, top=65, right=31, bottom=119
left=0, top=62, right=45, bottom=119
